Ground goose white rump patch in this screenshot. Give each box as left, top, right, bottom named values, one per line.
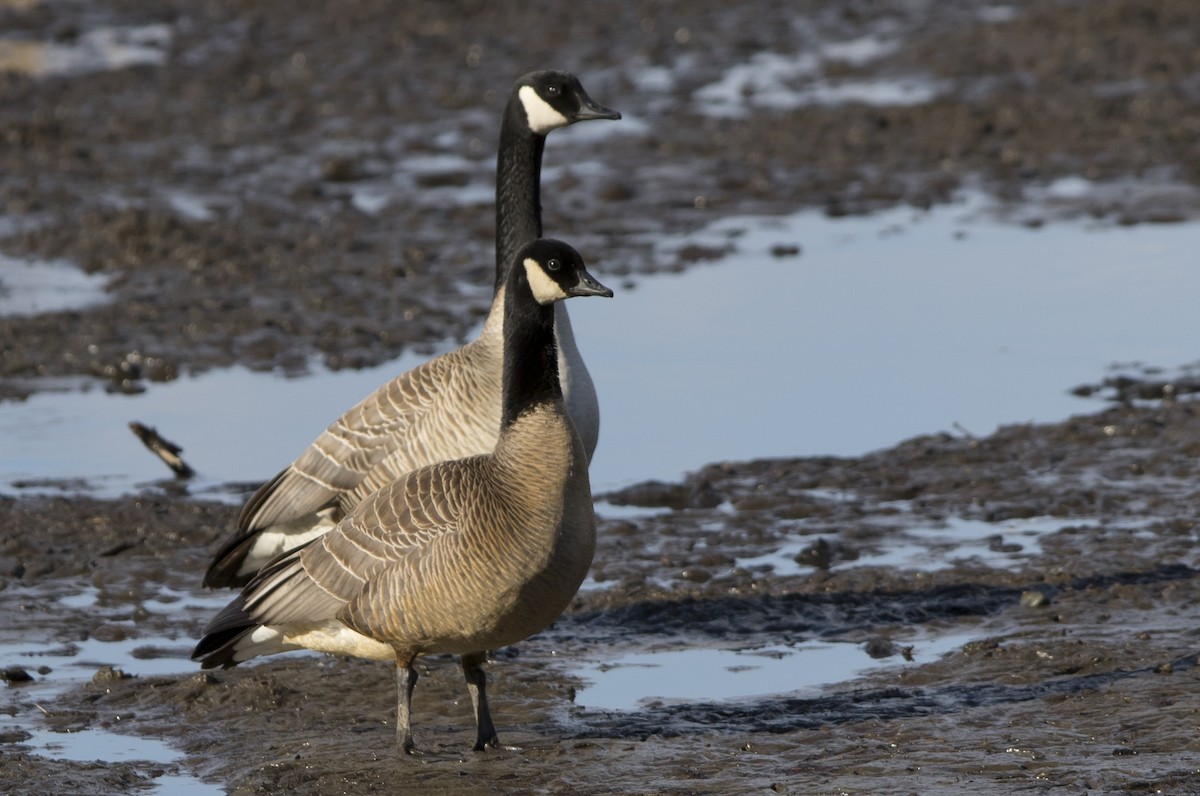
left=282, top=621, right=397, bottom=661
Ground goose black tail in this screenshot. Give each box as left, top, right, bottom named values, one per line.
left=191, top=594, right=257, bottom=670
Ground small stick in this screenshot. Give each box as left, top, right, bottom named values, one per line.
left=128, top=422, right=195, bottom=478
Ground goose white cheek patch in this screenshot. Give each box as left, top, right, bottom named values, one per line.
left=519, top=85, right=570, bottom=133
left=524, top=257, right=569, bottom=303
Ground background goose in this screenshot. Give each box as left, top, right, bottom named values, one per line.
left=203, top=71, right=619, bottom=588
left=193, top=238, right=613, bottom=754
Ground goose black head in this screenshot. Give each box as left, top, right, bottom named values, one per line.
left=517, top=239, right=614, bottom=305
left=514, top=70, right=621, bottom=135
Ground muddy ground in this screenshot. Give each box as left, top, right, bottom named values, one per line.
left=3, top=0, right=1200, bottom=793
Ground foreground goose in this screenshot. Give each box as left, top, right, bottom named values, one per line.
left=193, top=238, right=612, bottom=753
left=203, top=71, right=619, bottom=588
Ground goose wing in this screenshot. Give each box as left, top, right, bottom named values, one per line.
left=242, top=457, right=485, bottom=628
left=202, top=345, right=484, bottom=587
left=239, top=346, right=476, bottom=532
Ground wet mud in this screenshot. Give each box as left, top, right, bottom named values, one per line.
left=3, top=0, right=1200, bottom=794
left=5, top=397, right=1200, bottom=794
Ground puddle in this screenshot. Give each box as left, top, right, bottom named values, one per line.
left=854, top=516, right=1061, bottom=572
left=0, top=346, right=449, bottom=501
left=569, top=194, right=1200, bottom=490
left=737, top=513, right=1174, bottom=578
left=4, top=195, right=1200, bottom=498
left=572, top=631, right=975, bottom=711
left=693, top=39, right=945, bottom=116
left=787, top=76, right=946, bottom=107
left=343, top=140, right=633, bottom=219
left=736, top=515, right=1076, bottom=577
left=0, top=254, right=112, bottom=317
left=0, top=24, right=172, bottom=78
left=13, top=723, right=220, bottom=794
left=162, top=191, right=218, bottom=223
left=820, top=35, right=900, bottom=65
left=21, top=728, right=181, bottom=764
left=593, top=500, right=674, bottom=521
left=0, top=584, right=227, bottom=794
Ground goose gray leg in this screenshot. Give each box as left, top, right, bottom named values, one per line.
left=461, top=652, right=499, bottom=750
left=395, top=660, right=419, bottom=754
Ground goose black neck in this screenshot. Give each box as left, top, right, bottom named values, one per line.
left=500, top=273, right=560, bottom=430
left=494, top=104, right=546, bottom=293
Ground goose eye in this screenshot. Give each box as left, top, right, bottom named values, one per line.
left=546, top=84, right=561, bottom=97
left=546, top=258, right=561, bottom=272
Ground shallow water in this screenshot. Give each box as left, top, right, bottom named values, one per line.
left=0, top=629, right=222, bottom=794
left=693, top=36, right=945, bottom=116
left=0, top=582, right=228, bottom=791
left=572, top=631, right=977, bottom=711
left=732, top=513, right=1080, bottom=576
left=0, top=254, right=112, bottom=318
left=573, top=194, right=1200, bottom=489
left=4, top=195, right=1200, bottom=496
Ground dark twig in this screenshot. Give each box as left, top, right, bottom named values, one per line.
left=128, top=421, right=196, bottom=478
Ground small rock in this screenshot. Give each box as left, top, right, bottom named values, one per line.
left=794, top=537, right=833, bottom=570
left=91, top=665, right=132, bottom=685
left=597, top=181, right=635, bottom=202
left=676, top=244, right=728, bottom=263
left=321, top=156, right=359, bottom=182
left=1019, top=590, right=1050, bottom=608
left=603, top=480, right=686, bottom=509
left=1, top=666, right=33, bottom=684
left=91, top=624, right=132, bottom=642
left=987, top=535, right=1023, bottom=553
left=863, top=638, right=898, bottom=659
left=678, top=566, right=713, bottom=584
left=689, top=479, right=723, bottom=509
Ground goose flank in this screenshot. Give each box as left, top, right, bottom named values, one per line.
left=203, top=71, right=619, bottom=588
left=192, top=238, right=613, bottom=754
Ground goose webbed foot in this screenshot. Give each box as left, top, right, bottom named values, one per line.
left=462, top=652, right=500, bottom=751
